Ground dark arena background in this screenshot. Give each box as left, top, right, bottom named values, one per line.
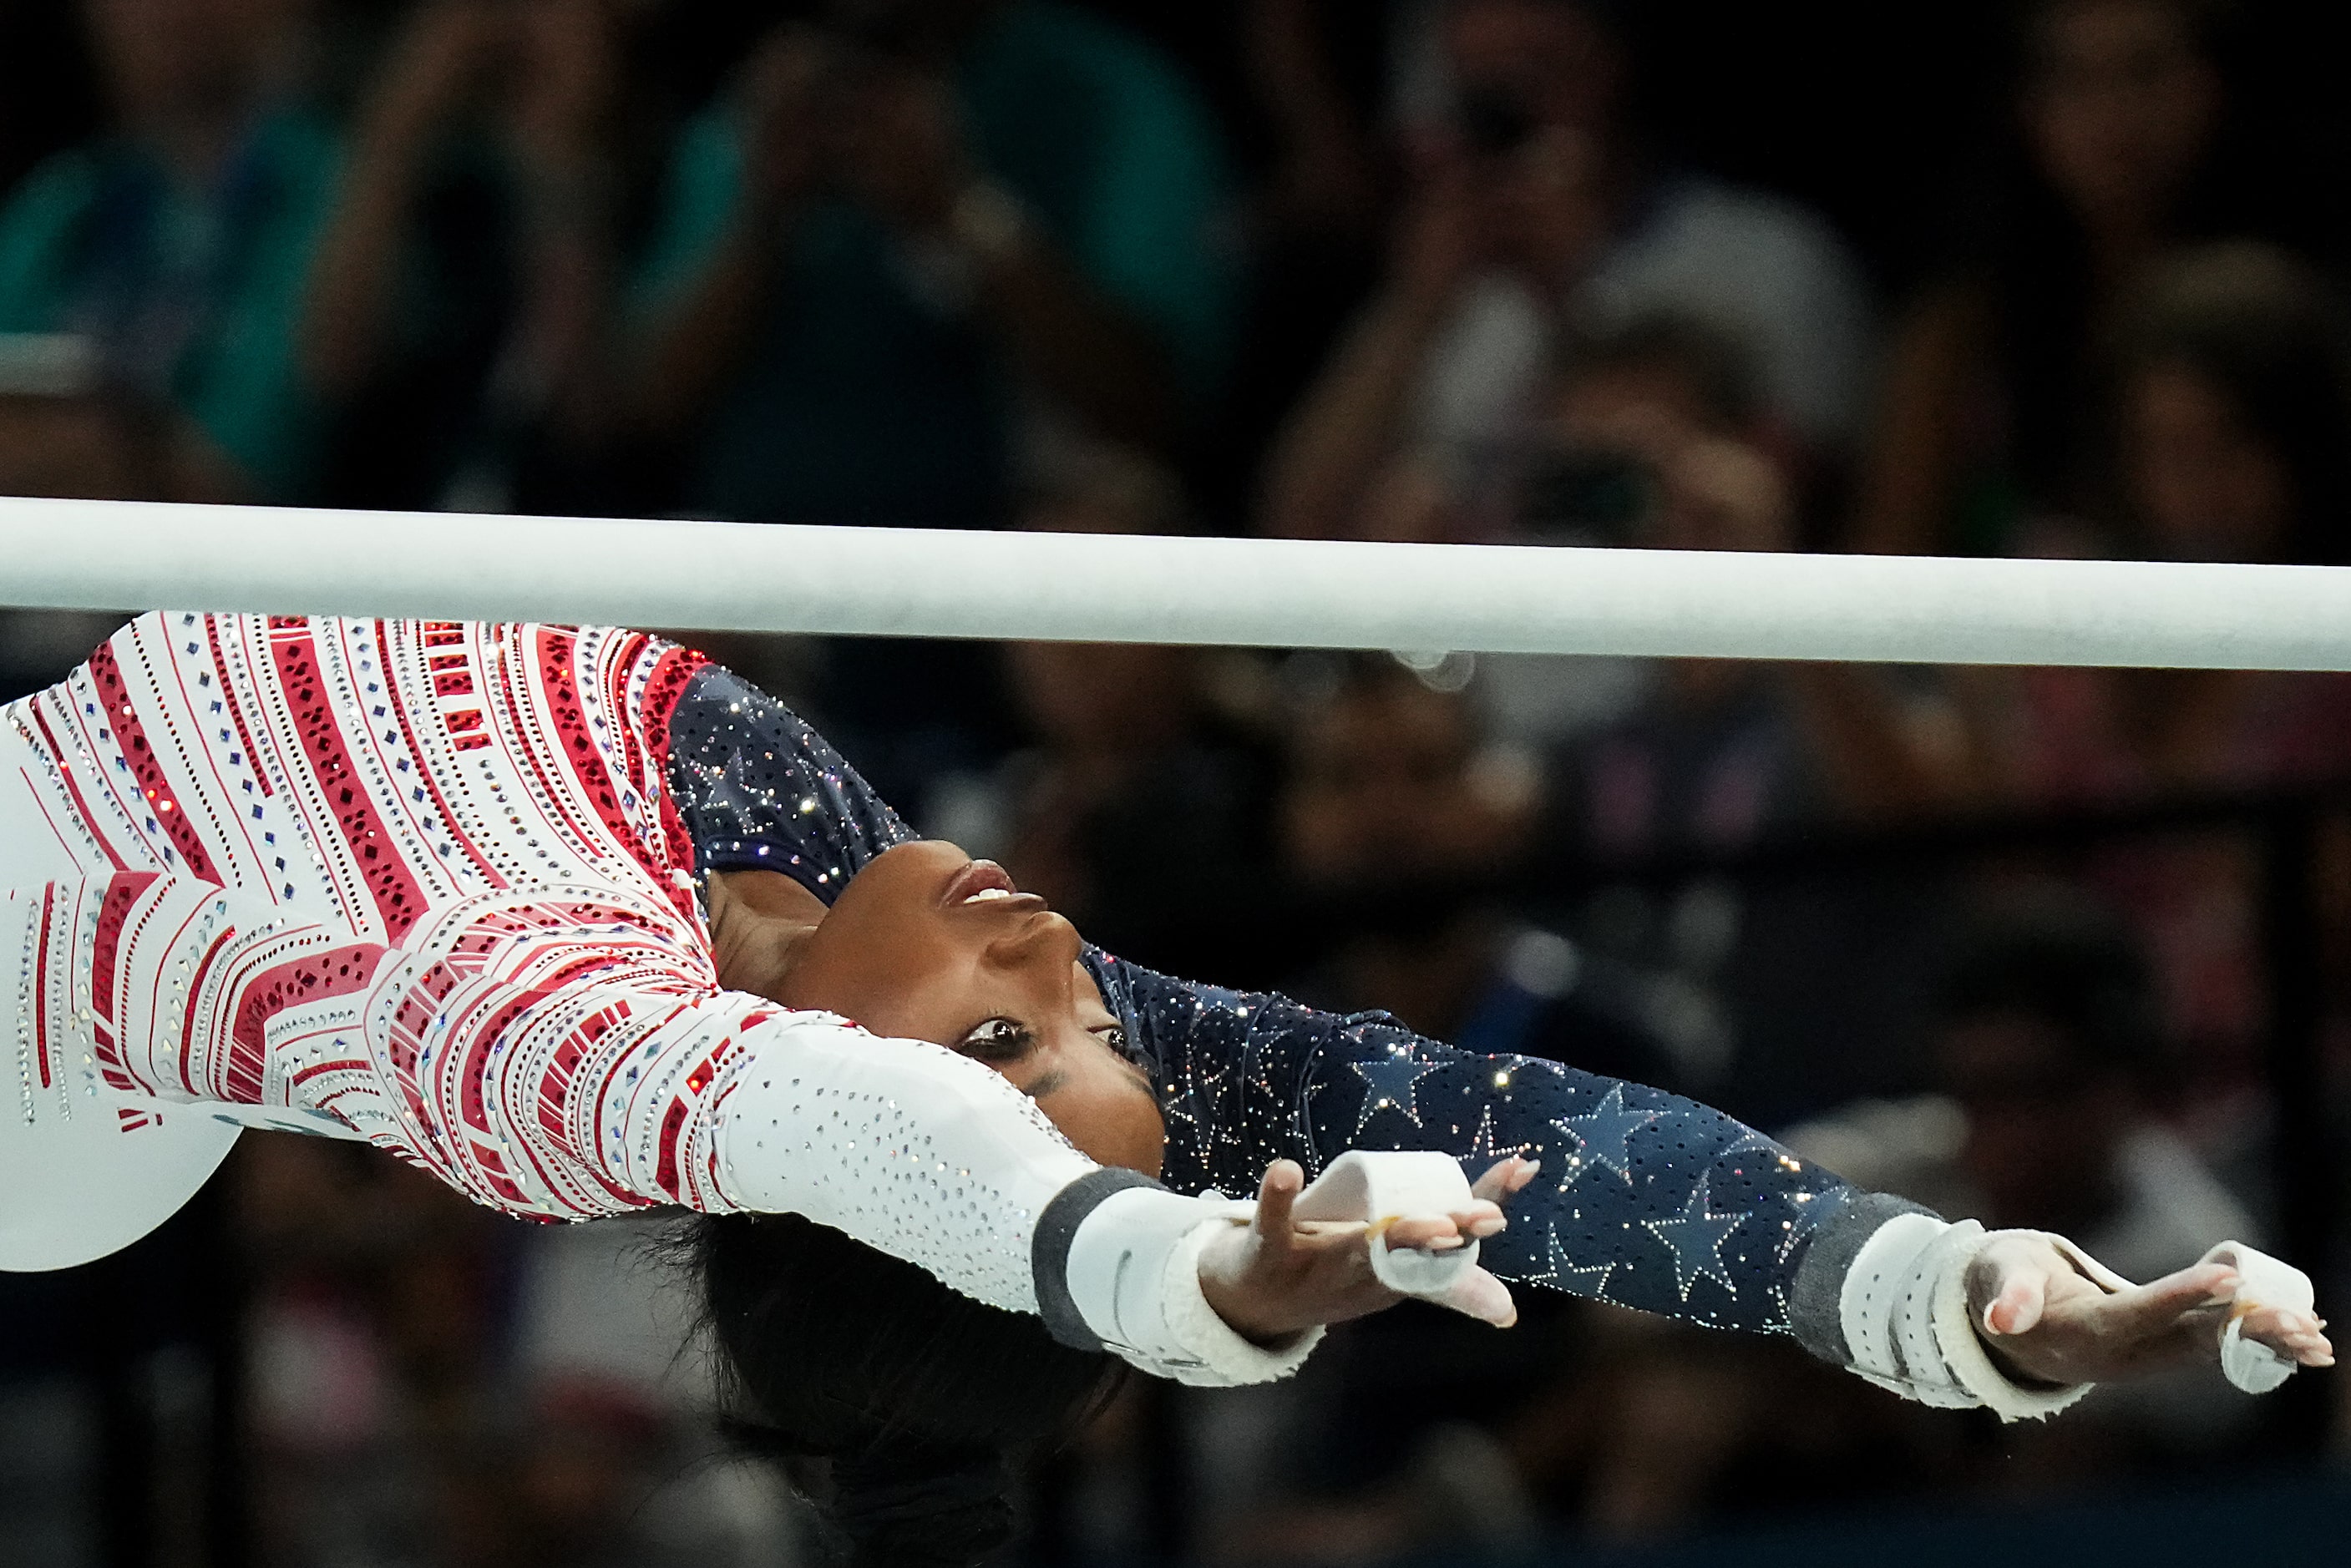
left=4, top=2, right=2351, bottom=1564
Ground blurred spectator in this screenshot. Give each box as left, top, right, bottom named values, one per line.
left=2100, top=241, right=2351, bottom=569
left=449, top=1220, right=804, bottom=1568
left=1078, top=2, right=1401, bottom=513
left=236, top=1129, right=802, bottom=1567
left=1277, top=652, right=1670, bottom=1085
left=1533, top=314, right=1951, bottom=1122
left=1259, top=0, right=1872, bottom=543
left=1787, top=888, right=2270, bottom=1484
left=1929, top=245, right=2351, bottom=1080
left=236, top=1130, right=515, bottom=1565
left=300, top=0, right=669, bottom=513
left=1850, top=0, right=2326, bottom=557
left=1496, top=1299, right=1944, bottom=1546
left=0, top=0, right=338, bottom=504
left=626, top=0, right=1234, bottom=531
left=1069, top=3, right=1390, bottom=262
left=618, top=0, right=1237, bottom=808
left=946, top=447, right=1285, bottom=984
left=1221, top=636, right=1939, bottom=1559
left=1935, top=891, right=2256, bottom=1267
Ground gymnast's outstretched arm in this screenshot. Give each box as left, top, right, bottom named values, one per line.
left=5, top=870, right=1325, bottom=1388
left=1088, top=956, right=2332, bottom=1414
left=655, top=660, right=2329, bottom=1410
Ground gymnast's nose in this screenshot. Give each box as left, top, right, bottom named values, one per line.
left=985, top=907, right=1083, bottom=978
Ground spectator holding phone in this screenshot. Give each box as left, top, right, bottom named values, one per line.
left=296, top=0, right=657, bottom=513
left=1538, top=314, right=1955, bottom=1125
left=1259, top=0, right=1870, bottom=544
left=627, top=0, right=1234, bottom=532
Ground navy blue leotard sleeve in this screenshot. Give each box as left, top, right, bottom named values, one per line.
left=1084, top=954, right=1861, bottom=1338
left=666, top=664, right=918, bottom=899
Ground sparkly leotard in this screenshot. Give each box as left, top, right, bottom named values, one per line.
left=4, top=614, right=1903, bottom=1368
left=672, top=668, right=1880, bottom=1343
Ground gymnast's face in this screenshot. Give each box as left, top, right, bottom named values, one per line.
left=773, top=841, right=1168, bottom=1177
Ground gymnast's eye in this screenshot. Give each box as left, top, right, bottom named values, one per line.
left=959, top=1017, right=1036, bottom=1062
left=1097, top=1024, right=1128, bottom=1054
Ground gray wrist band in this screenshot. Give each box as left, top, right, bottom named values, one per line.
left=1033, top=1166, right=1161, bottom=1352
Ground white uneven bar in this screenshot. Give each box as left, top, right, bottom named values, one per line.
left=7, top=495, right=2351, bottom=670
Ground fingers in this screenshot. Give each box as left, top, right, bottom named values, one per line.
left=1985, top=1273, right=2044, bottom=1338
left=1386, top=1215, right=1467, bottom=1252
left=1976, top=1248, right=2056, bottom=1338
left=1447, top=1202, right=1507, bottom=1241
left=2130, top=1261, right=2238, bottom=1319
left=1967, top=1233, right=2339, bottom=1386
left=1436, top=1264, right=1518, bottom=1328
left=1376, top=1201, right=1505, bottom=1254
left=1254, top=1160, right=1304, bottom=1255
left=1470, top=1155, right=1540, bottom=1205
left=2239, top=1305, right=2335, bottom=1368
left=2080, top=1262, right=2238, bottom=1345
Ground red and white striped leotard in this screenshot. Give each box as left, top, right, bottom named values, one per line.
left=2, top=614, right=1310, bottom=1388
left=3, top=617, right=1083, bottom=1296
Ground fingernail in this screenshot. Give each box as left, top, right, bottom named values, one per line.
left=1520, top=1159, right=1540, bottom=1177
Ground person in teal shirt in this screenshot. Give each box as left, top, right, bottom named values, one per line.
left=0, top=0, right=340, bottom=503
left=630, top=0, right=1234, bottom=529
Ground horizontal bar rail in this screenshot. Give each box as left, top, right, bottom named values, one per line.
left=11, top=498, right=2351, bottom=668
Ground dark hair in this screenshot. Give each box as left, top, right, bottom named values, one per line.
left=1938, top=889, right=2164, bottom=1076
left=2109, top=241, right=2351, bottom=565
left=687, top=1211, right=1122, bottom=1567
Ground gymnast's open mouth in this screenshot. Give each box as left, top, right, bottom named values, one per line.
left=940, top=857, right=1046, bottom=912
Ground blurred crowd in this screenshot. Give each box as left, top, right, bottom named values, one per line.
left=7, top=0, right=2351, bottom=1564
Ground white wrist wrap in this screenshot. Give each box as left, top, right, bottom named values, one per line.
left=1065, top=1186, right=1322, bottom=1387
left=1840, top=1214, right=2097, bottom=1422
left=2204, top=1240, right=2315, bottom=1393
left=1292, top=1150, right=1482, bottom=1299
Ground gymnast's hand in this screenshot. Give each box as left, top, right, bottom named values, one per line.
left=1196, top=1156, right=1538, bottom=1345
left=1968, top=1234, right=2334, bottom=1387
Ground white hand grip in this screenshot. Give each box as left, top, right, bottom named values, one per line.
left=1291, top=1150, right=1478, bottom=1298
left=2202, top=1241, right=2315, bottom=1394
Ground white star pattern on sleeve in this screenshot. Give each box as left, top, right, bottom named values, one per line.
left=1644, top=1175, right=1745, bottom=1300
left=1549, top=1083, right=1659, bottom=1188
left=1349, top=1051, right=1447, bottom=1134
left=1535, top=1220, right=1616, bottom=1300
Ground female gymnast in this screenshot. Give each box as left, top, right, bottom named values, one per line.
left=0, top=614, right=2328, bottom=1565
